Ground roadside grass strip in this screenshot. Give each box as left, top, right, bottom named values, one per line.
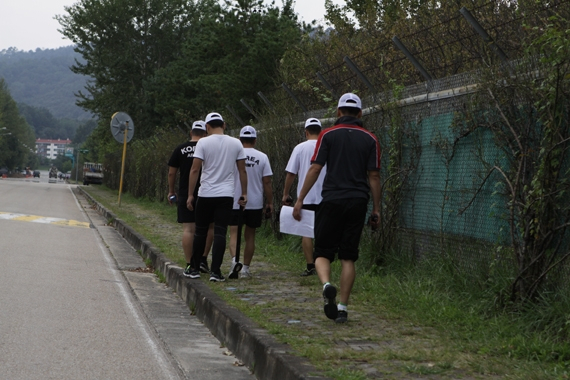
left=0, top=211, right=91, bottom=228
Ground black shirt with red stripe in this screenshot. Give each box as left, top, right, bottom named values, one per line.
left=311, top=116, right=381, bottom=202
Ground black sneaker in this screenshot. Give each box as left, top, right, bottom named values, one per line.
left=228, top=261, right=242, bottom=279
left=199, top=260, right=210, bottom=274
left=209, top=272, right=226, bottom=282
left=300, top=268, right=317, bottom=277
left=323, top=284, right=338, bottom=320
left=183, top=266, right=200, bottom=279
left=335, top=310, right=348, bottom=323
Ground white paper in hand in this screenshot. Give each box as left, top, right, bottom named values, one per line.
left=279, top=206, right=314, bottom=238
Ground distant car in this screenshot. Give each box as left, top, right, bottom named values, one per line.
left=0, top=168, right=8, bottom=176
left=33, top=170, right=40, bottom=178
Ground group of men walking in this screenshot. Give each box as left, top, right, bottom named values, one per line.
left=167, top=93, right=381, bottom=324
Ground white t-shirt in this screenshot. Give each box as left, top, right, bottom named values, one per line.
left=233, top=147, right=272, bottom=210
left=194, top=134, right=246, bottom=198
left=285, top=139, right=326, bottom=205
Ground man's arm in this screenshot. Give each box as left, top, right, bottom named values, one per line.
left=292, top=163, right=323, bottom=221
left=281, top=172, right=296, bottom=205
left=236, top=159, right=248, bottom=206
left=368, top=170, right=381, bottom=229
left=167, top=166, right=178, bottom=205
left=263, top=175, right=274, bottom=215
left=186, top=158, right=203, bottom=211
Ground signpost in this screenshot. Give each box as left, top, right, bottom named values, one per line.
left=110, top=112, right=135, bottom=206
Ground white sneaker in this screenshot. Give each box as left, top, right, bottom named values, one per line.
left=241, top=268, right=252, bottom=278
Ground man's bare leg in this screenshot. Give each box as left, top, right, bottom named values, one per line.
left=315, top=257, right=331, bottom=284
left=199, top=223, right=214, bottom=272
left=182, top=222, right=195, bottom=265
left=315, top=256, right=338, bottom=319
left=300, top=237, right=316, bottom=276
left=339, top=259, right=355, bottom=305
left=243, top=226, right=256, bottom=266
left=229, top=225, right=238, bottom=258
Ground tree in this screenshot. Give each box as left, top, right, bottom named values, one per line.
left=52, top=154, right=73, bottom=173
left=0, top=79, right=36, bottom=170
left=149, top=0, right=301, bottom=125
left=56, top=0, right=198, bottom=138
left=73, top=119, right=97, bottom=145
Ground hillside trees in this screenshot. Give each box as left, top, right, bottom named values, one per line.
left=0, top=79, right=36, bottom=170
left=17, top=103, right=82, bottom=139
left=0, top=46, right=90, bottom=120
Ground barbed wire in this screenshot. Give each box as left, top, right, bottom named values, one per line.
left=252, top=0, right=569, bottom=118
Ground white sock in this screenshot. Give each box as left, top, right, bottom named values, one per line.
left=337, top=303, right=347, bottom=312
left=232, top=256, right=236, bottom=263
left=323, top=282, right=330, bottom=291
left=243, top=265, right=250, bottom=271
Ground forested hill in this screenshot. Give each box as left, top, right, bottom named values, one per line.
left=0, top=46, right=90, bottom=120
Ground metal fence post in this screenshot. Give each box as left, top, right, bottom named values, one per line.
left=316, top=71, right=337, bottom=99
left=240, top=98, right=259, bottom=120
left=459, top=7, right=512, bottom=74
left=343, top=56, right=377, bottom=95
left=282, top=83, right=308, bottom=113
left=225, top=105, right=246, bottom=128
left=392, top=36, right=434, bottom=84
left=257, top=91, right=276, bottom=112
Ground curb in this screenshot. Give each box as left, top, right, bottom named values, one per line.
left=78, top=188, right=330, bottom=380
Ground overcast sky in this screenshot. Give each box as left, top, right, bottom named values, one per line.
left=0, top=0, right=345, bottom=51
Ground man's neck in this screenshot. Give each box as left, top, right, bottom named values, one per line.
left=306, top=135, right=318, bottom=141
left=209, top=128, right=224, bottom=135
left=242, top=143, right=255, bottom=148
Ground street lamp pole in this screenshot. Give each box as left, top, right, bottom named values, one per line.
left=75, top=149, right=80, bottom=184
left=75, top=149, right=88, bottom=184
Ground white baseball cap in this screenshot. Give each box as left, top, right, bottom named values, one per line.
left=191, top=120, right=206, bottom=131
left=304, top=118, right=322, bottom=128
left=205, top=112, right=224, bottom=123
left=337, top=93, right=362, bottom=109
left=240, top=125, right=257, bottom=138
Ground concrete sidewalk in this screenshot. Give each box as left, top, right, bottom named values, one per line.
left=76, top=187, right=329, bottom=380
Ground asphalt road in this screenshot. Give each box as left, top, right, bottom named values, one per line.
left=0, top=179, right=196, bottom=379
left=0, top=178, right=181, bottom=379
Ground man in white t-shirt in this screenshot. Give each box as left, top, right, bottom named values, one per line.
left=186, top=112, right=248, bottom=282
left=228, top=126, right=273, bottom=279
left=282, top=118, right=326, bottom=276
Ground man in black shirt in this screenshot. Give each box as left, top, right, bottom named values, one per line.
left=167, top=121, right=212, bottom=277
left=293, top=93, right=381, bottom=323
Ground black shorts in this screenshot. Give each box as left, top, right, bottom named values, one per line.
left=195, top=196, right=233, bottom=227
left=229, top=208, right=263, bottom=228
left=314, top=198, right=368, bottom=263
left=177, top=196, right=195, bottom=223
left=301, top=204, right=320, bottom=212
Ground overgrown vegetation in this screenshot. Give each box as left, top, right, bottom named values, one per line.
left=83, top=185, right=570, bottom=379
left=458, top=14, right=570, bottom=305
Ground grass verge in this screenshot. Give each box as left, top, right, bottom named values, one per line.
left=82, top=185, right=570, bottom=380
